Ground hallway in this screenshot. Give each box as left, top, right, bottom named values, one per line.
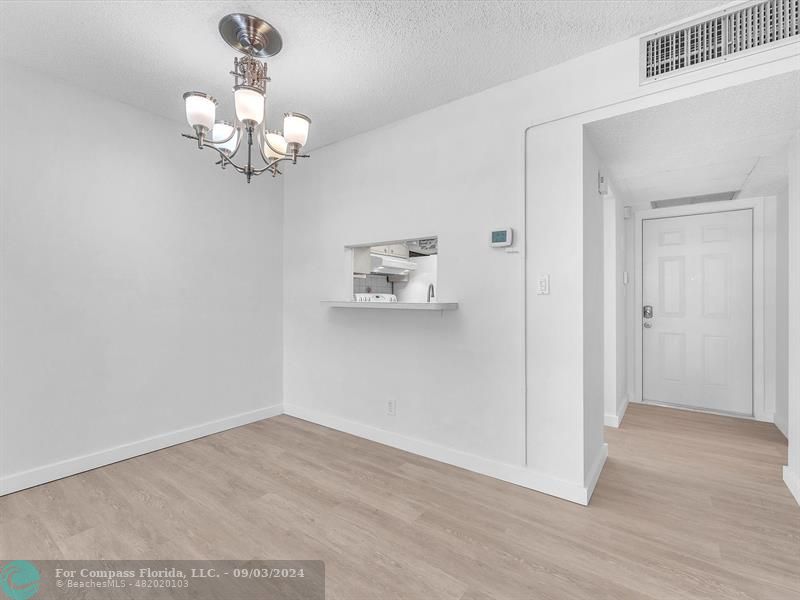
left=598, top=404, right=797, bottom=596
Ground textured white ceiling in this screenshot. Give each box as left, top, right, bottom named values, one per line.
left=0, top=0, right=721, bottom=149
left=585, top=71, right=800, bottom=205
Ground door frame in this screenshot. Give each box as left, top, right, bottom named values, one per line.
left=633, top=197, right=769, bottom=421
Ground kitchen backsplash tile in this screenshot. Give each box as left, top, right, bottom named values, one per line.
left=353, top=274, right=393, bottom=295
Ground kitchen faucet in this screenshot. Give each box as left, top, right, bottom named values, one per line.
left=427, top=283, right=435, bottom=303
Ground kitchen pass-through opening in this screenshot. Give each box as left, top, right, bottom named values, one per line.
left=350, top=236, right=438, bottom=303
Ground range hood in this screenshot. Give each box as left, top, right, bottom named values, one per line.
left=370, top=253, right=417, bottom=275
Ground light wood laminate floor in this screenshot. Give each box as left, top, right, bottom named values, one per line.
left=1, top=404, right=798, bottom=599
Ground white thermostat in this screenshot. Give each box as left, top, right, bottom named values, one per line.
left=490, top=228, right=513, bottom=247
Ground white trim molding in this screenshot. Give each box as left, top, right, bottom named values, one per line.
left=783, top=466, right=800, bottom=506
left=284, top=404, right=603, bottom=506
left=775, top=413, right=788, bottom=439
left=633, top=197, right=771, bottom=422
left=605, top=394, right=631, bottom=428
left=0, top=404, right=283, bottom=496
left=584, top=443, right=609, bottom=502
left=3, top=401, right=609, bottom=506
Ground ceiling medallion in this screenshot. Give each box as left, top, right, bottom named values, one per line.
left=182, top=14, right=310, bottom=183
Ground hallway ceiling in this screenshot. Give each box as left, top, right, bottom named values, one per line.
left=585, top=71, right=800, bottom=205
left=0, top=0, right=720, bottom=149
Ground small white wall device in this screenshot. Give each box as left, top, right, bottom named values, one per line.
left=598, top=171, right=609, bottom=195
left=490, top=228, right=513, bottom=247
left=536, top=274, right=550, bottom=295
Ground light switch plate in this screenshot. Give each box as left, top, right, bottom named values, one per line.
left=536, top=275, right=550, bottom=295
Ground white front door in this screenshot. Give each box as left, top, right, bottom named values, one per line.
left=642, top=209, right=753, bottom=415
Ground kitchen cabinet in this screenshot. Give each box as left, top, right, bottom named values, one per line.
left=353, top=244, right=410, bottom=274
left=353, top=247, right=371, bottom=274
left=371, top=244, right=409, bottom=258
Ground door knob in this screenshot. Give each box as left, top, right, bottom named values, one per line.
left=643, top=322, right=652, bottom=328
left=643, top=305, right=653, bottom=319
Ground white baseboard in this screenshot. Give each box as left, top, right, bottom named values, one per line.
left=283, top=403, right=599, bottom=506
left=618, top=394, right=631, bottom=424
left=0, top=404, right=283, bottom=496
left=774, top=414, right=788, bottom=439
left=604, top=394, right=631, bottom=428
left=783, top=466, right=800, bottom=506
left=584, top=443, right=609, bottom=503
left=4, top=402, right=611, bottom=507
left=754, top=411, right=775, bottom=424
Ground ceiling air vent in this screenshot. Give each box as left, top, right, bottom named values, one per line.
left=641, top=0, right=799, bottom=83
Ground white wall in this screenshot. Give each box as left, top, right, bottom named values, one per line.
left=621, top=203, right=642, bottom=416
left=524, top=121, right=585, bottom=488
left=283, top=7, right=797, bottom=504
left=774, top=184, right=790, bottom=438
left=738, top=153, right=791, bottom=437
left=624, top=210, right=636, bottom=411
left=0, top=63, right=284, bottom=494
left=784, top=131, right=800, bottom=505
left=603, top=190, right=629, bottom=427
left=616, top=199, right=629, bottom=421
left=581, top=133, right=606, bottom=480
left=283, top=100, right=527, bottom=470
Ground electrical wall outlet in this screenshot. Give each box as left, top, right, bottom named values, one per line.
left=386, top=399, right=396, bottom=416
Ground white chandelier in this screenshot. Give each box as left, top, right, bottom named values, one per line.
left=182, top=14, right=311, bottom=184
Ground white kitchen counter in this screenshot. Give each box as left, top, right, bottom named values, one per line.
left=322, top=301, right=458, bottom=311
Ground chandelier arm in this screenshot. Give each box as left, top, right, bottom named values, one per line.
left=195, top=127, right=244, bottom=160
left=205, top=145, right=247, bottom=173
left=182, top=133, right=249, bottom=173
left=251, top=156, right=294, bottom=175
left=216, top=153, right=248, bottom=174
left=262, top=134, right=311, bottom=161
left=184, top=130, right=276, bottom=178
left=223, top=158, right=248, bottom=175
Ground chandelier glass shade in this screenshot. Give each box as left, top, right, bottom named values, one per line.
left=264, top=130, right=288, bottom=159
left=283, top=113, right=311, bottom=147
left=233, top=86, right=265, bottom=125
left=210, top=121, right=240, bottom=156
left=182, top=14, right=311, bottom=183
left=183, top=92, right=217, bottom=134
